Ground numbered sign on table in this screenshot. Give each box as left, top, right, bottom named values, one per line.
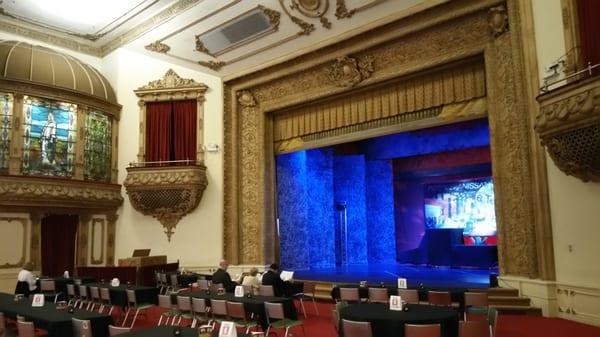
left=234, top=285, right=245, bottom=297
left=32, top=294, right=45, bottom=307
left=397, top=278, right=408, bottom=289
left=219, top=321, right=237, bottom=337
left=389, top=295, right=403, bottom=311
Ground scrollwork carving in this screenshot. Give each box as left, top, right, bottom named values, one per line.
left=326, top=55, right=374, bottom=87
left=145, top=41, right=171, bottom=53
left=335, top=0, right=356, bottom=19
left=197, top=60, right=227, bottom=71
left=489, top=5, right=509, bottom=38
left=237, top=91, right=257, bottom=107
left=137, top=69, right=204, bottom=90
left=259, top=5, right=282, bottom=30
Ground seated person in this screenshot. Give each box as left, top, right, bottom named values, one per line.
left=261, top=263, right=286, bottom=297
left=16, top=262, right=37, bottom=296
left=211, top=260, right=237, bottom=292
left=241, top=267, right=261, bottom=294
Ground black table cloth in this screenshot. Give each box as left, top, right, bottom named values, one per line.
left=0, top=292, right=112, bottom=337
left=331, top=284, right=467, bottom=310
left=339, top=303, right=459, bottom=337
left=173, top=290, right=297, bottom=329
left=116, top=326, right=252, bottom=337
left=84, top=283, right=158, bottom=307
left=177, top=273, right=199, bottom=287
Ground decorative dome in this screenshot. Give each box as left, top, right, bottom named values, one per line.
left=0, top=40, right=117, bottom=105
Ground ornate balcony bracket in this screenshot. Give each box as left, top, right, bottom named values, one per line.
left=123, top=164, right=208, bottom=241
left=535, top=76, right=600, bottom=182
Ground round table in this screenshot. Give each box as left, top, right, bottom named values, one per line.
left=339, top=303, right=459, bottom=337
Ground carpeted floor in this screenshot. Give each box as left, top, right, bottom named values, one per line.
left=122, top=300, right=600, bottom=337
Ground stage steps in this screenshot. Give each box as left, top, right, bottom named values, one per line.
left=304, top=281, right=542, bottom=316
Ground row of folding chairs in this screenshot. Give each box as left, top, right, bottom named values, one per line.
left=66, top=284, right=115, bottom=315
left=342, top=319, right=496, bottom=337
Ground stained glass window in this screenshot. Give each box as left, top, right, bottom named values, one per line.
left=0, top=93, right=13, bottom=173
left=22, top=96, right=77, bottom=177
left=84, top=110, right=112, bottom=182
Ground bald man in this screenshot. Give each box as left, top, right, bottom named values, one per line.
left=211, top=260, right=237, bottom=292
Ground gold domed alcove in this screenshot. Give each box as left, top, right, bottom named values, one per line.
left=0, top=40, right=122, bottom=210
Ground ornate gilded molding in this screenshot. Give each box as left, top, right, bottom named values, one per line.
left=326, top=55, right=374, bottom=87
left=195, top=37, right=211, bottom=55
left=535, top=76, right=600, bottom=182
left=287, top=0, right=331, bottom=29
left=489, top=5, right=509, bottom=38
left=0, top=176, right=123, bottom=210
left=237, top=91, right=257, bottom=107
left=260, top=5, right=282, bottom=30
left=90, top=218, right=106, bottom=265
left=0, top=217, right=27, bottom=268
left=335, top=0, right=356, bottom=19
left=137, top=69, right=206, bottom=92
left=197, top=60, right=227, bottom=71
left=123, top=165, right=208, bottom=241
left=145, top=41, right=171, bottom=53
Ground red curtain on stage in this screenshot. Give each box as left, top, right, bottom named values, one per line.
left=41, top=214, right=78, bottom=277
left=173, top=100, right=197, bottom=163
left=577, top=0, right=600, bottom=74
left=145, top=101, right=173, bottom=164
left=145, top=100, right=196, bottom=165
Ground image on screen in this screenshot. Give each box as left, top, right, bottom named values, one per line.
left=424, top=178, right=497, bottom=244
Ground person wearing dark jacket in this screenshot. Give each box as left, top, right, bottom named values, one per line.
left=211, top=260, right=237, bottom=292
left=261, top=263, right=286, bottom=297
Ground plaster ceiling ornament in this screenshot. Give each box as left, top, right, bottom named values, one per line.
left=138, top=69, right=202, bottom=90
left=326, top=55, right=374, bottom=87
left=197, top=60, right=227, bottom=71
left=335, top=0, right=356, bottom=19
left=488, top=5, right=509, bottom=38
left=287, top=0, right=331, bottom=29
left=145, top=41, right=170, bottom=53
left=260, top=5, right=282, bottom=31
left=194, top=37, right=211, bottom=55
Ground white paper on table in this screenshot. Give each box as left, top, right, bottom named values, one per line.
left=234, top=285, right=245, bottom=297
left=219, top=321, right=237, bottom=337
left=32, top=294, right=45, bottom=307
left=397, top=278, right=408, bottom=289
left=389, top=295, right=403, bottom=311
left=280, top=270, right=294, bottom=282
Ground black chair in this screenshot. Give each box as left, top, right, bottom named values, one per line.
left=15, top=281, right=30, bottom=297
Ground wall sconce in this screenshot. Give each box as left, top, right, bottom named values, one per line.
left=204, top=143, right=220, bottom=153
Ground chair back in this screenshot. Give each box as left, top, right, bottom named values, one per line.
left=159, top=273, right=168, bottom=284
left=17, top=320, right=35, bottom=337
left=192, top=297, right=208, bottom=314
left=398, top=289, right=420, bottom=304
left=405, top=323, right=441, bottom=337
left=226, top=301, right=247, bottom=320
left=170, top=274, right=179, bottom=287
left=198, top=279, right=210, bottom=290
left=100, top=287, right=110, bottom=302
left=339, top=287, right=360, bottom=302
left=176, top=296, right=192, bottom=311
left=368, top=287, right=389, bottom=303
left=79, top=285, right=89, bottom=298
left=67, top=283, right=76, bottom=296
left=211, top=299, right=227, bottom=317
left=89, top=286, right=100, bottom=300
left=210, top=283, right=223, bottom=293
left=259, top=285, right=274, bottom=297
left=125, top=289, right=137, bottom=305
left=40, top=279, right=56, bottom=292
left=428, top=291, right=451, bottom=306
left=108, top=324, right=131, bottom=336
left=341, top=319, right=372, bottom=337
left=303, top=282, right=316, bottom=295
left=72, top=318, right=93, bottom=337
left=264, top=301, right=285, bottom=321
left=465, top=292, right=488, bottom=307
left=459, top=320, right=490, bottom=337
left=158, top=294, right=172, bottom=310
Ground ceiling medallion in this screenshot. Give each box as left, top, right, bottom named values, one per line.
left=145, top=41, right=170, bottom=53
left=197, top=60, right=227, bottom=71
left=326, top=55, right=374, bottom=87
left=279, top=0, right=316, bottom=35
left=488, top=5, right=509, bottom=38
left=288, top=0, right=331, bottom=29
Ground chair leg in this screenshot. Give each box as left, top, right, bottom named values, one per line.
left=130, top=309, right=140, bottom=329
left=299, top=297, right=307, bottom=318
left=122, top=308, right=131, bottom=327
left=312, top=298, right=319, bottom=316
left=284, top=327, right=290, bottom=337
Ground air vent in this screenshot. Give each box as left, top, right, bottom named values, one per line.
left=196, top=6, right=279, bottom=57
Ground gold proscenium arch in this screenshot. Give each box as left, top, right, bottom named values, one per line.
left=224, top=0, right=555, bottom=281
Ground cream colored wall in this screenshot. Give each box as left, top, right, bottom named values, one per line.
left=102, top=47, right=224, bottom=269
left=531, top=0, right=600, bottom=325
left=0, top=213, right=32, bottom=293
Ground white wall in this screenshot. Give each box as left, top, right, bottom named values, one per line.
left=531, top=0, right=600, bottom=325
left=102, top=47, right=224, bottom=269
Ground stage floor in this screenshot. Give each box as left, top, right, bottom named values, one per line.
left=292, top=263, right=497, bottom=289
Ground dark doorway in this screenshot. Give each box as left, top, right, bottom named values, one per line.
left=41, top=214, right=78, bottom=277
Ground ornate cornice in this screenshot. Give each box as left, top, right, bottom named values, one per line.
left=535, top=76, right=600, bottom=182
left=134, top=69, right=208, bottom=103
left=124, top=165, right=208, bottom=241
left=137, top=69, right=204, bottom=90
left=0, top=176, right=123, bottom=210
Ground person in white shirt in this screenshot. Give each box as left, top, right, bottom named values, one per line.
left=241, top=267, right=261, bottom=295
left=17, top=262, right=37, bottom=292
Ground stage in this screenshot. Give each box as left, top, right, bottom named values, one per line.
left=291, top=263, right=497, bottom=289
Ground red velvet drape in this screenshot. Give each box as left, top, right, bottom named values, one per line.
left=172, top=100, right=197, bottom=163
left=145, top=101, right=173, bottom=164
left=41, top=214, right=78, bottom=277
left=577, top=0, right=600, bottom=74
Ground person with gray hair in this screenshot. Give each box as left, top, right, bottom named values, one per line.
left=241, top=267, right=261, bottom=294
left=211, top=259, right=237, bottom=292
